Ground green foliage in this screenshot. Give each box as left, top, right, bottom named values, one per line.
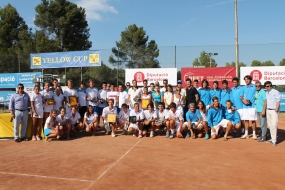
left=251, top=60, right=275, bottom=66
left=192, top=51, right=217, bottom=67
left=34, top=0, right=92, bottom=52
left=225, top=61, right=246, bottom=78
left=109, top=24, right=160, bottom=68
left=0, top=4, right=33, bottom=73
left=280, top=58, right=285, bottom=66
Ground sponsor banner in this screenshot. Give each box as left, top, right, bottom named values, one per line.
left=281, top=92, right=285, bottom=112
left=181, top=67, right=236, bottom=88
left=240, top=66, right=285, bottom=85
left=125, top=68, right=177, bottom=86
left=30, top=50, right=101, bottom=69
left=0, top=72, right=41, bottom=88
left=0, top=91, right=15, bottom=106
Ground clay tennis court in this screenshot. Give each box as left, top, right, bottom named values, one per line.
left=1, top=117, right=285, bottom=190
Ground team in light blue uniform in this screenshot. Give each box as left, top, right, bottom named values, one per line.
left=220, top=80, right=232, bottom=107
left=198, top=79, right=212, bottom=106
left=210, top=80, right=221, bottom=101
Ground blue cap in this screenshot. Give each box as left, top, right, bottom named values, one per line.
left=177, top=80, right=182, bottom=83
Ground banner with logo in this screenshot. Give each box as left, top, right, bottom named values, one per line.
left=125, top=68, right=177, bottom=86
left=280, top=92, right=285, bottom=111
left=240, top=66, right=285, bottom=85
left=181, top=67, right=236, bottom=88
left=30, top=50, right=101, bottom=69
left=0, top=72, right=41, bottom=88
left=0, top=91, right=15, bottom=106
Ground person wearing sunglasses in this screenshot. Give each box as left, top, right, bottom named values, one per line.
left=125, top=82, right=131, bottom=93
left=254, top=81, right=267, bottom=142
left=263, top=81, right=281, bottom=146
left=9, top=83, right=30, bottom=142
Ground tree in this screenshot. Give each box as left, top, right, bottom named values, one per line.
left=225, top=61, right=246, bottom=78
left=251, top=60, right=262, bottom=66
left=109, top=24, right=160, bottom=68
left=0, top=4, right=33, bottom=73
left=280, top=58, right=285, bottom=66
left=251, top=60, right=275, bottom=66
left=192, top=51, right=217, bottom=67
left=262, top=60, right=275, bottom=66
left=34, top=0, right=92, bottom=52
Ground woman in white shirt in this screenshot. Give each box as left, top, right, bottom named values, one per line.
left=172, top=86, right=185, bottom=115
left=30, top=85, right=44, bottom=141
left=164, top=85, right=173, bottom=109
left=84, top=105, right=98, bottom=136
left=41, top=82, right=55, bottom=125
left=143, top=103, right=157, bottom=138
left=197, top=100, right=210, bottom=139
left=53, top=86, right=64, bottom=114
left=44, top=109, right=59, bottom=142
left=56, top=107, right=71, bottom=140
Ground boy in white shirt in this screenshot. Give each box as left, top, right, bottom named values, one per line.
left=168, top=102, right=184, bottom=139
left=155, top=102, right=170, bottom=137
left=143, top=103, right=157, bottom=138
left=118, top=84, right=128, bottom=113
left=102, top=99, right=119, bottom=137
left=129, top=103, right=145, bottom=138
left=68, top=106, right=83, bottom=136
left=117, top=103, right=130, bottom=135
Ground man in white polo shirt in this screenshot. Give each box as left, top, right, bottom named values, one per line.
left=263, top=81, right=281, bottom=146
left=102, top=99, right=118, bottom=137
left=63, top=80, right=79, bottom=114
left=86, top=79, right=99, bottom=114
left=128, top=80, right=142, bottom=110
left=117, top=84, right=128, bottom=113
left=107, top=84, right=119, bottom=107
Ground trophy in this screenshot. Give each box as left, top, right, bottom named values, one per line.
left=91, top=97, right=97, bottom=103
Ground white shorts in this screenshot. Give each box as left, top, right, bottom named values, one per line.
left=175, top=121, right=181, bottom=131
left=183, top=122, right=202, bottom=129
left=129, top=123, right=139, bottom=130
left=211, top=119, right=230, bottom=136
left=237, top=109, right=243, bottom=119
left=241, top=108, right=257, bottom=120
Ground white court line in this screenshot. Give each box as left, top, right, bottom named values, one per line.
left=84, top=139, right=142, bottom=190
left=0, top=171, right=93, bottom=182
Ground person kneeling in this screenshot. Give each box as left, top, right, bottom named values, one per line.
left=143, top=103, right=157, bottom=138
left=168, top=102, right=184, bottom=139
left=207, top=97, right=232, bottom=141
left=44, top=109, right=59, bottom=142
left=56, top=107, right=71, bottom=140
left=129, top=103, right=145, bottom=138
left=155, top=102, right=170, bottom=137
left=68, top=107, right=84, bottom=137
left=224, top=100, right=241, bottom=138
left=118, top=103, right=131, bottom=135
left=102, top=99, right=119, bottom=137
left=182, top=103, right=203, bottom=139
left=84, top=105, right=98, bottom=136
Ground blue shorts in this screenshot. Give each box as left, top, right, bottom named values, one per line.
left=44, top=128, right=51, bottom=136
left=93, top=106, right=98, bottom=114
left=97, top=107, right=103, bottom=115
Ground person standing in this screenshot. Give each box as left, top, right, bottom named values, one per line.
left=63, top=80, right=79, bottom=114
left=118, top=84, right=128, bottom=113
left=220, top=80, right=232, bottom=107
left=193, top=79, right=201, bottom=90
left=86, top=79, right=99, bottom=114
left=30, top=85, right=44, bottom=141
left=160, top=79, right=168, bottom=94
left=176, top=80, right=186, bottom=97
left=53, top=86, right=64, bottom=114
left=240, top=75, right=257, bottom=140
left=125, top=82, right=131, bottom=93
left=127, top=80, right=142, bottom=110
left=41, top=82, right=55, bottom=125
left=106, top=84, right=119, bottom=108
left=184, top=78, right=199, bottom=115
left=263, top=81, right=281, bottom=146
left=9, top=83, right=30, bottom=142
left=98, top=82, right=108, bottom=126
left=198, top=79, right=211, bottom=106
left=254, top=82, right=267, bottom=142
left=164, top=85, right=174, bottom=109
left=153, top=85, right=163, bottom=110
left=77, top=81, right=87, bottom=121
left=50, top=78, right=59, bottom=93
left=210, top=81, right=221, bottom=101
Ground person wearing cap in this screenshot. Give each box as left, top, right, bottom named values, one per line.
left=263, top=81, right=281, bottom=146
left=9, top=83, right=30, bottom=142
left=176, top=80, right=186, bottom=97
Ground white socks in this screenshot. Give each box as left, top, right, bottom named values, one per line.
left=244, top=130, right=248, bottom=136
left=170, top=129, right=174, bottom=134
left=253, top=131, right=256, bottom=135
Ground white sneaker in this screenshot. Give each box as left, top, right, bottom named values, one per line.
left=240, top=134, right=249, bottom=139
left=150, top=131, right=154, bottom=138
left=252, top=134, right=258, bottom=140
left=111, top=132, right=116, bottom=137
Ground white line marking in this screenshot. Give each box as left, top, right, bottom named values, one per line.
left=84, top=139, right=142, bottom=190
left=0, top=171, right=92, bottom=182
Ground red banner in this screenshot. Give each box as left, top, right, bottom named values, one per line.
left=181, top=67, right=236, bottom=88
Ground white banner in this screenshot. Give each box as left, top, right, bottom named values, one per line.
left=240, top=66, right=285, bottom=85
left=125, top=68, right=177, bottom=86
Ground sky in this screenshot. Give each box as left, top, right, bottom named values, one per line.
left=1, top=0, right=285, bottom=69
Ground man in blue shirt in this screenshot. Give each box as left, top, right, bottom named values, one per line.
left=182, top=103, right=203, bottom=139
left=224, top=100, right=241, bottom=138
left=198, top=79, right=211, bottom=106
left=240, top=75, right=257, bottom=140
left=254, top=82, right=267, bottom=142
left=220, top=80, right=232, bottom=107
left=210, top=80, right=221, bottom=101
left=263, top=81, right=281, bottom=146
left=207, top=97, right=232, bottom=140
left=9, top=83, right=30, bottom=142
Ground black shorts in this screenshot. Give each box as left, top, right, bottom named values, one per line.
left=143, top=124, right=151, bottom=131
left=79, top=106, right=87, bottom=118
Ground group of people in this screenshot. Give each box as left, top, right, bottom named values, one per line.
left=9, top=76, right=281, bottom=146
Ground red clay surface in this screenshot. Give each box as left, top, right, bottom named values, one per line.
left=1, top=118, right=285, bottom=190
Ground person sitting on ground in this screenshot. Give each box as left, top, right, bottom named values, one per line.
left=44, top=109, right=59, bottom=142
left=155, top=102, right=170, bottom=137
left=224, top=100, right=241, bottom=138
left=84, top=105, right=98, bottom=136
left=168, top=102, right=184, bottom=139
left=118, top=103, right=131, bottom=135
left=182, top=103, right=203, bottom=139
left=68, top=106, right=83, bottom=136
left=56, top=107, right=71, bottom=140
left=143, top=103, right=157, bottom=138
left=207, top=97, right=232, bottom=141
left=102, top=99, right=119, bottom=137
left=129, top=103, right=145, bottom=138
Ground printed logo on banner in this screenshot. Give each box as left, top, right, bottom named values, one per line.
left=183, top=72, right=194, bottom=83
left=134, top=72, right=145, bottom=82
left=32, top=56, right=41, bottom=66
left=89, top=53, right=100, bottom=64
left=250, top=70, right=262, bottom=82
